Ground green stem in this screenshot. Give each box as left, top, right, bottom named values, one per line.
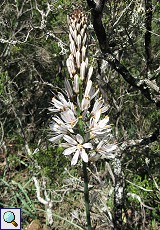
left=82, top=161, right=91, bottom=230
left=78, top=77, right=91, bottom=229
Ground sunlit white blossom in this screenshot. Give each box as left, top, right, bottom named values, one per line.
left=91, top=98, right=109, bottom=121
left=89, top=115, right=111, bottom=138
left=77, top=34, right=81, bottom=50
left=81, top=46, right=86, bottom=61
left=81, top=80, right=99, bottom=111
left=49, top=9, right=117, bottom=166
left=61, top=109, right=78, bottom=128
left=66, top=54, right=76, bottom=77
left=89, top=140, right=116, bottom=161
left=96, top=140, right=117, bottom=155
left=61, top=134, right=93, bottom=165
left=49, top=92, right=74, bottom=112
left=70, top=40, right=76, bottom=55
left=81, top=80, right=92, bottom=110
left=49, top=116, right=74, bottom=143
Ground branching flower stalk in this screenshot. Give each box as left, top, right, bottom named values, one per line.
left=49, top=9, right=117, bottom=229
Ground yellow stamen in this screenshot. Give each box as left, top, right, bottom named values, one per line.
left=85, top=96, right=90, bottom=100
left=77, top=144, right=83, bottom=151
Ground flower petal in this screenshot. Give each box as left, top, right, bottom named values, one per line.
left=63, top=135, right=77, bottom=145
left=81, top=149, right=88, bottom=163
left=61, top=109, right=78, bottom=127
left=76, top=134, right=84, bottom=144
left=104, top=144, right=117, bottom=152
left=65, top=79, right=73, bottom=98
left=99, top=116, right=109, bottom=127
left=83, top=143, right=93, bottom=149
left=97, top=140, right=104, bottom=149
left=63, top=146, right=77, bottom=155
left=71, top=150, right=79, bottom=165
left=49, top=134, right=63, bottom=143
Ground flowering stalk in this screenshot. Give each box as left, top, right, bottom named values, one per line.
left=82, top=161, right=91, bottom=229
left=67, top=10, right=92, bottom=229
left=49, top=9, right=117, bottom=230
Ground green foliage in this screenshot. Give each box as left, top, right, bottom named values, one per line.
left=126, top=175, right=160, bottom=221
left=0, top=71, right=7, bottom=95
left=33, top=146, right=69, bottom=181
left=0, top=175, right=40, bottom=227
left=0, top=0, right=160, bottom=228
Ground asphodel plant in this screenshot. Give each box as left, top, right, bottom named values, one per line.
left=49, top=9, right=117, bottom=229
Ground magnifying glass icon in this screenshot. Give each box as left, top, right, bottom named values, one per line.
left=3, top=211, right=18, bottom=227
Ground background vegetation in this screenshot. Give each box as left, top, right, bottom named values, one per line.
left=0, top=0, right=159, bottom=229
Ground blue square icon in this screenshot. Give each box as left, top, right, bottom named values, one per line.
left=0, top=208, right=22, bottom=230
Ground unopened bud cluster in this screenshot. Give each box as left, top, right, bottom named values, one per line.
left=49, top=10, right=116, bottom=165
left=67, top=9, right=93, bottom=83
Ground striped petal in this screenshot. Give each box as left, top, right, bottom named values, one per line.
left=76, top=134, right=84, bottom=144
left=80, top=149, right=88, bottom=162
left=71, top=150, right=79, bottom=165
left=63, top=146, right=77, bottom=155
left=63, top=135, right=77, bottom=145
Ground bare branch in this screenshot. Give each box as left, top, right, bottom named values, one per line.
left=145, top=0, right=153, bottom=74
left=127, top=193, right=154, bottom=210
left=86, top=0, right=160, bottom=107
left=32, top=176, right=54, bottom=226
left=120, top=128, right=160, bottom=151
left=126, top=180, right=153, bottom=192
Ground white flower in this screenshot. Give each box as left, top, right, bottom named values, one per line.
left=77, top=34, right=81, bottom=50
left=81, top=80, right=92, bottom=110
left=49, top=92, right=74, bottom=112
left=96, top=140, right=117, bottom=154
left=89, top=140, right=117, bottom=161
left=89, top=115, right=111, bottom=138
left=61, top=109, right=78, bottom=128
left=62, top=134, right=93, bottom=165
left=81, top=80, right=99, bottom=111
left=91, top=98, right=109, bottom=121
left=49, top=116, right=74, bottom=143
left=70, top=40, right=76, bottom=55
left=49, top=133, right=63, bottom=143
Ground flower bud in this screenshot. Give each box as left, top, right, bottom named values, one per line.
left=69, top=25, right=74, bottom=38
left=70, top=40, right=76, bottom=55
left=77, top=34, right=82, bottom=50
left=82, top=33, right=87, bottom=46
left=73, top=74, right=79, bottom=93
left=82, top=46, right=86, bottom=62
left=80, top=61, right=86, bottom=80
left=76, top=22, right=81, bottom=32
left=80, top=28, right=85, bottom=38
left=76, top=50, right=81, bottom=69
left=87, top=66, right=93, bottom=80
